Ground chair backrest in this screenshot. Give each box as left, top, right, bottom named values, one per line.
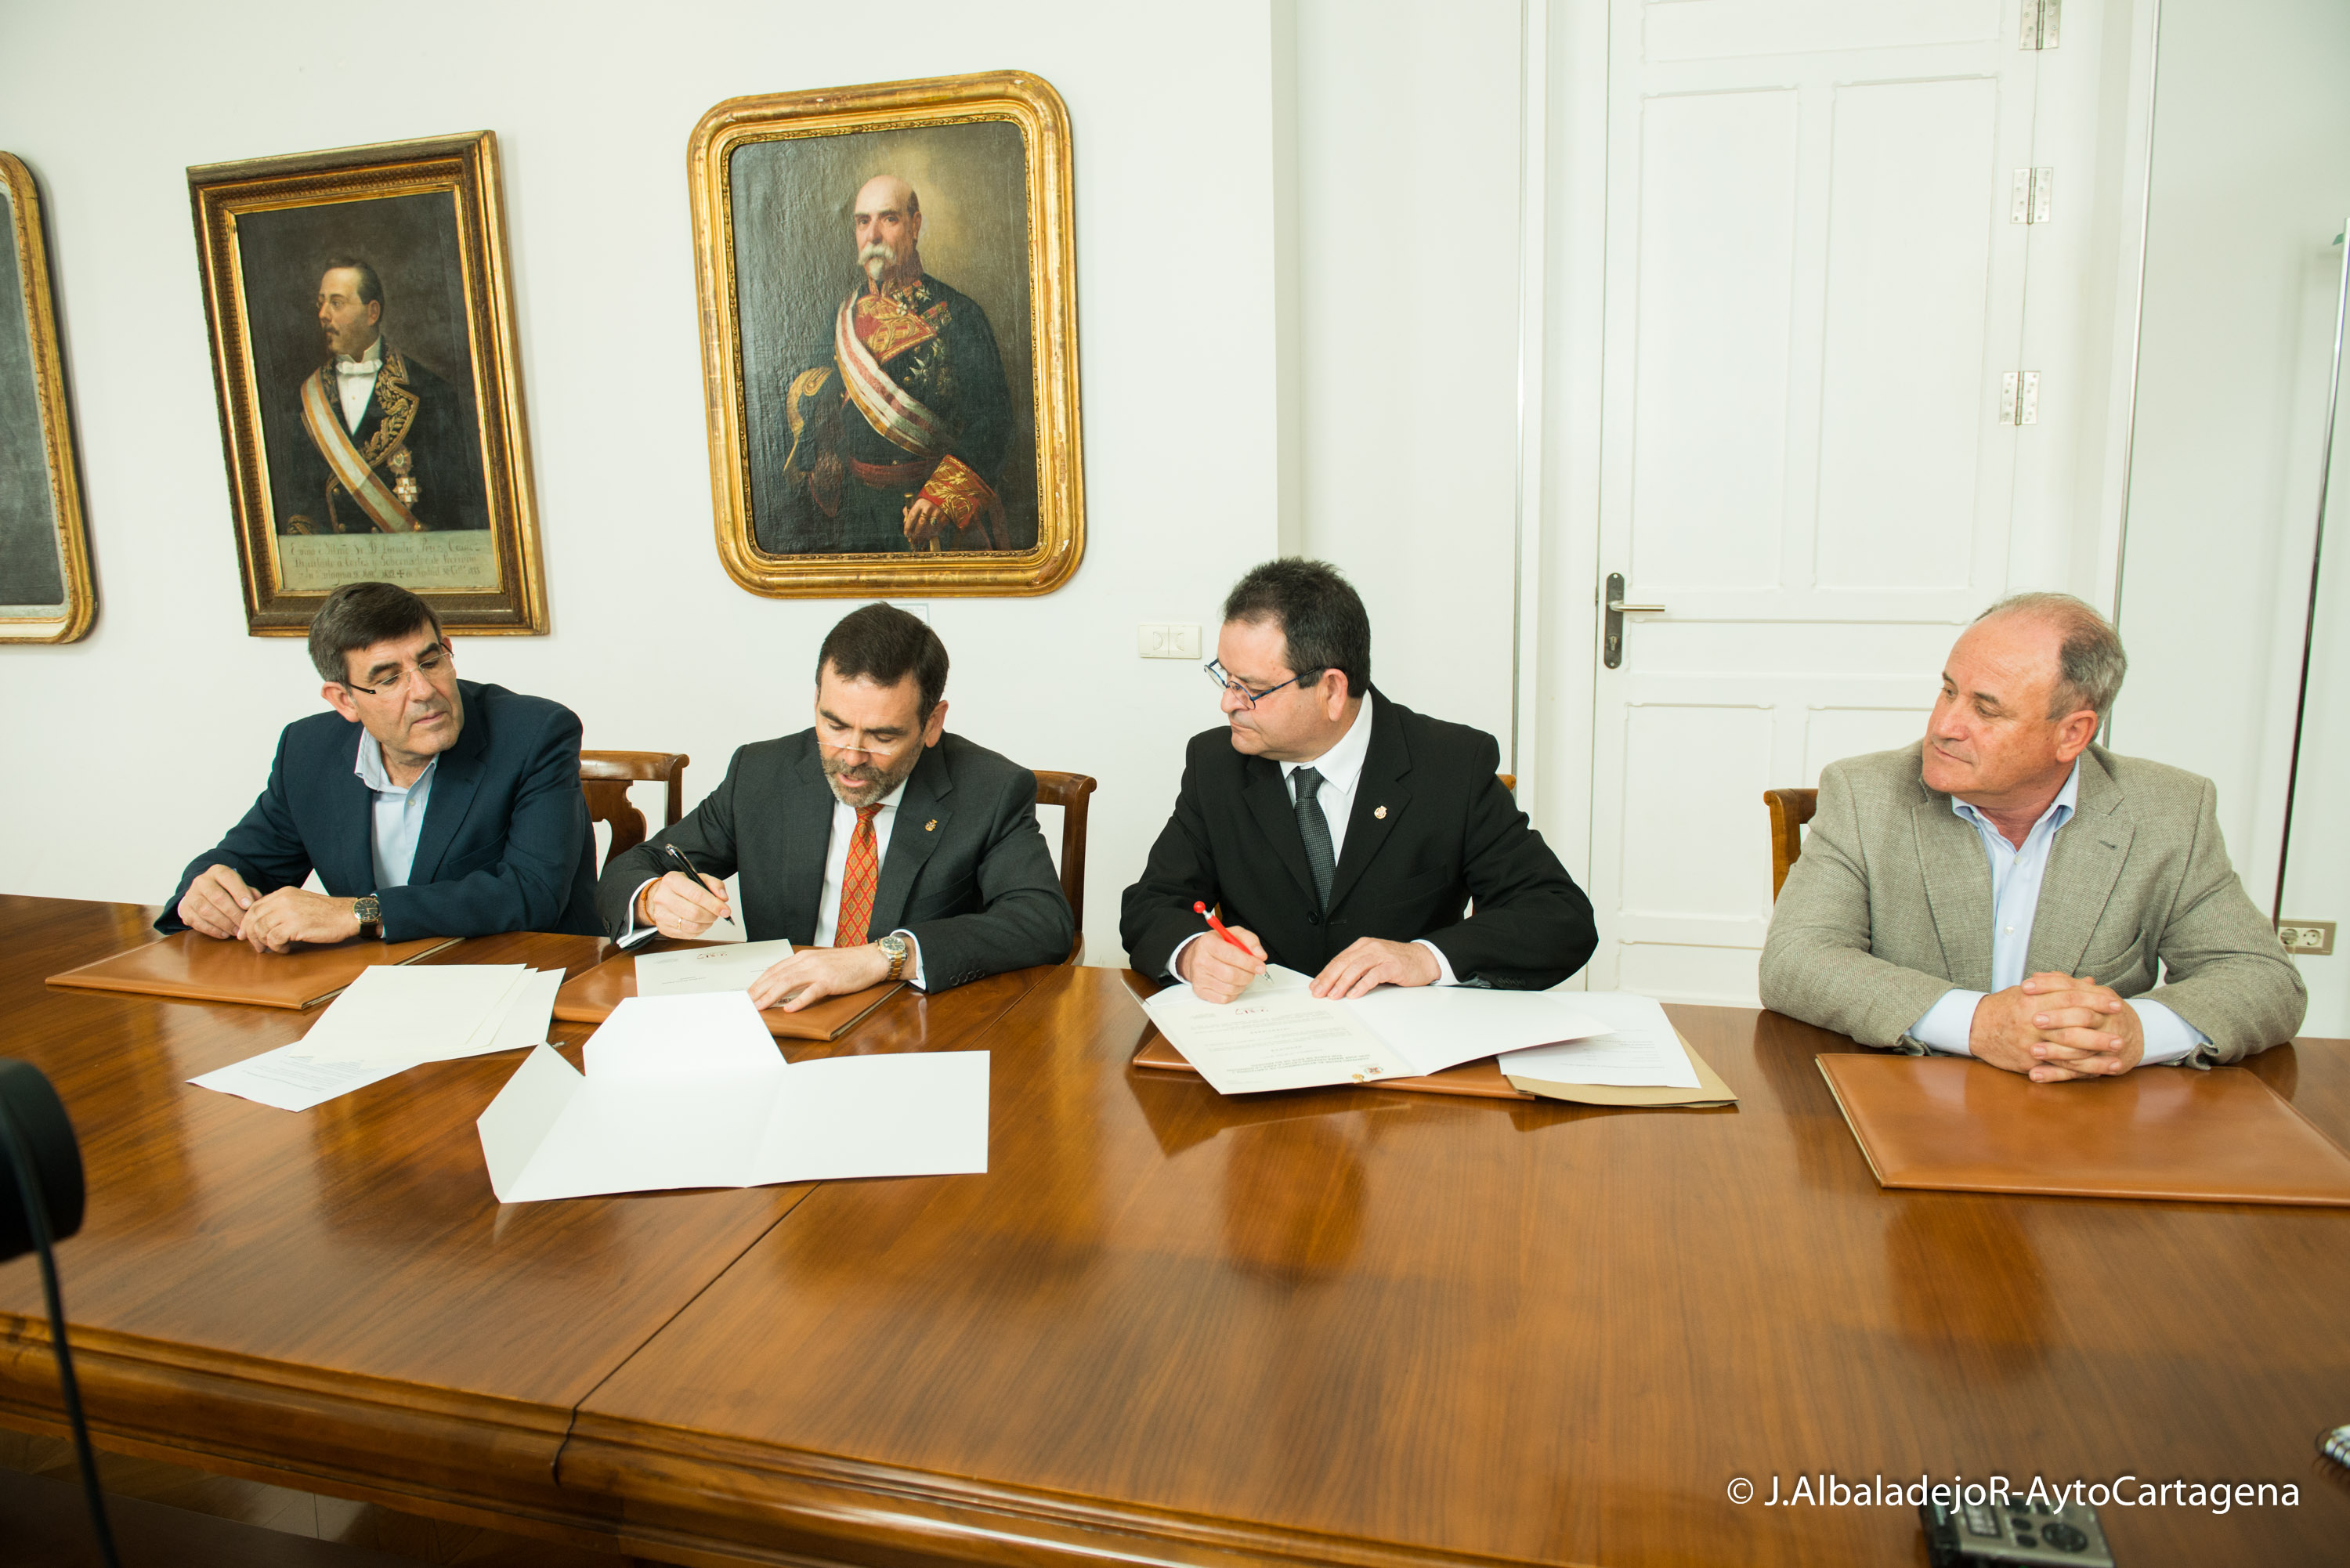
left=580, top=751, right=690, bottom=873
left=1764, top=787, right=1819, bottom=901
left=1499, top=773, right=1517, bottom=793
left=1030, top=770, right=1097, bottom=964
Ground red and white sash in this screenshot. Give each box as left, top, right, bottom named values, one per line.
left=298, top=368, right=420, bottom=533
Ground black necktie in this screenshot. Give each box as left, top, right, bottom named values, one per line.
left=1292, top=766, right=1335, bottom=912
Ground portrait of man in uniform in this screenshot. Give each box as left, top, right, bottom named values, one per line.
left=775, top=175, right=1014, bottom=553
left=192, top=133, right=547, bottom=634
left=697, top=77, right=1082, bottom=597
left=276, top=257, right=489, bottom=536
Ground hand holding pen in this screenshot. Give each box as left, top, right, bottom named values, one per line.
left=1180, top=899, right=1267, bottom=1004
left=636, top=843, right=735, bottom=938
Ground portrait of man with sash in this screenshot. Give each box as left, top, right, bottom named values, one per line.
left=772, top=175, right=1016, bottom=555
left=276, top=258, right=489, bottom=537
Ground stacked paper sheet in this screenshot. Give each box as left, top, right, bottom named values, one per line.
left=1141, top=966, right=1611, bottom=1095
left=476, top=992, right=989, bottom=1202
left=189, top=964, right=564, bottom=1112
left=1495, top=992, right=1702, bottom=1088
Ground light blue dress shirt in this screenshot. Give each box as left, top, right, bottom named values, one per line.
left=355, top=732, right=437, bottom=891
left=1908, top=761, right=2205, bottom=1065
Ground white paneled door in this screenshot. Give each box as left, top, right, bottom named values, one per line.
left=1582, top=0, right=2116, bottom=1001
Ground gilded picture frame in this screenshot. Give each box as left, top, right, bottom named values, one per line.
left=189, top=132, right=547, bottom=636
left=689, top=71, right=1084, bottom=598
left=0, top=152, right=96, bottom=644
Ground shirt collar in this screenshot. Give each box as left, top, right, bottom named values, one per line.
left=355, top=731, right=435, bottom=796
left=335, top=337, right=384, bottom=375
left=1951, top=757, right=2081, bottom=842
left=1280, top=688, right=1376, bottom=794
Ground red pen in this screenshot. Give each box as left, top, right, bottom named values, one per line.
left=1193, top=901, right=1249, bottom=952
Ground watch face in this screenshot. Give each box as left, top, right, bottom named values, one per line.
left=878, top=935, right=907, bottom=957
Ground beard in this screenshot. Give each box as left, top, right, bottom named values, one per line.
left=822, top=745, right=919, bottom=807
left=859, top=242, right=897, bottom=284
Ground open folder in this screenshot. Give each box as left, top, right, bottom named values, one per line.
left=478, top=992, right=989, bottom=1202
left=552, top=944, right=901, bottom=1040
left=48, top=930, right=459, bottom=1010
left=1134, top=966, right=1610, bottom=1096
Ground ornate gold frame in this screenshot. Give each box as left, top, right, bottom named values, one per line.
left=689, top=72, right=1084, bottom=598
left=0, top=153, right=96, bottom=644
left=189, top=132, right=547, bottom=635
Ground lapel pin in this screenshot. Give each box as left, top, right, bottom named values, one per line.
left=1373, top=805, right=1387, bottom=819
left=925, top=818, right=938, bottom=832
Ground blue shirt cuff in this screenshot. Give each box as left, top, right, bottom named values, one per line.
left=1910, top=989, right=1987, bottom=1053
left=2128, top=998, right=2206, bottom=1065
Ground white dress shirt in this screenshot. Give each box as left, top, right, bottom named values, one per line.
left=354, top=732, right=436, bottom=891
left=621, top=779, right=926, bottom=988
left=1169, top=691, right=1459, bottom=985
left=1907, top=760, right=2205, bottom=1064
left=334, top=337, right=383, bottom=432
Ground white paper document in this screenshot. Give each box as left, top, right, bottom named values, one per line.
left=294, top=964, right=531, bottom=1060
left=1495, top=991, right=1700, bottom=1088
left=188, top=967, right=566, bottom=1112
left=475, top=992, right=990, bottom=1202
left=634, top=938, right=795, bottom=996
left=1141, top=967, right=1610, bottom=1095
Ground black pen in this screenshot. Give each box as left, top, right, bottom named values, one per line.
left=657, top=842, right=703, bottom=887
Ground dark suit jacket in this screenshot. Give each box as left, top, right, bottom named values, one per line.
left=274, top=343, right=489, bottom=535
left=159, top=681, right=599, bottom=941
left=594, top=731, right=1073, bottom=991
left=1119, top=691, right=1596, bottom=988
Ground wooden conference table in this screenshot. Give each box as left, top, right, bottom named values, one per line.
left=1, top=894, right=2345, bottom=1566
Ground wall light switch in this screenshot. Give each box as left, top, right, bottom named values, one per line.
left=1137, top=623, right=1201, bottom=659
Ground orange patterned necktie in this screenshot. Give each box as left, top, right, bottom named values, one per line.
left=833, top=804, right=884, bottom=947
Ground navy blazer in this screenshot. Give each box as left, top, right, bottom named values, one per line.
left=159, top=680, right=600, bottom=941
left=1119, top=689, right=1596, bottom=988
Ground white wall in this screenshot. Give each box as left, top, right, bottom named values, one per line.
left=0, top=0, right=1289, bottom=966
left=2109, top=0, right=2350, bottom=1031
left=1288, top=0, right=1526, bottom=755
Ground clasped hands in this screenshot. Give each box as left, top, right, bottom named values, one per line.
left=635, top=870, right=892, bottom=1013
left=177, top=865, right=361, bottom=952
left=1968, top=971, right=2146, bottom=1083
left=1177, top=923, right=1438, bottom=1003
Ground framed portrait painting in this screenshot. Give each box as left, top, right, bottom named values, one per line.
left=689, top=71, right=1084, bottom=598
left=189, top=132, right=547, bottom=635
left=0, top=152, right=96, bottom=644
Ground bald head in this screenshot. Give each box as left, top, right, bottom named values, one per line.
left=853, top=175, right=923, bottom=287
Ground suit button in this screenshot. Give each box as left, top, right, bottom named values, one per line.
left=1305, top=911, right=1321, bottom=926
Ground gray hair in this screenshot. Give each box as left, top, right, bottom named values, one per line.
left=1973, top=591, right=2127, bottom=721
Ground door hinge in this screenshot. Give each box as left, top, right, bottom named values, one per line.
left=2000, top=371, right=2041, bottom=426
left=2009, top=167, right=2055, bottom=223
left=2020, top=0, right=2062, bottom=49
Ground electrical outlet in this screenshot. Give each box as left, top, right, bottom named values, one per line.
left=2277, top=920, right=2336, bottom=956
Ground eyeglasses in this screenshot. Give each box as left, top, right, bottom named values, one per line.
left=1203, top=658, right=1310, bottom=710
left=342, top=639, right=452, bottom=696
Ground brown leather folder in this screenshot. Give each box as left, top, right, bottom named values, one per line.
left=551, top=952, right=902, bottom=1042
left=1505, top=1028, right=1739, bottom=1108
left=1817, top=1053, right=2350, bottom=1207
left=1130, top=1030, right=1536, bottom=1100
left=45, top=931, right=459, bottom=1010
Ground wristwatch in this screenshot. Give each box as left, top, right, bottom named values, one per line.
left=875, top=932, right=909, bottom=982
left=354, top=894, right=382, bottom=939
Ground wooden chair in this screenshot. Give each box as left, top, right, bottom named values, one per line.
left=1032, top=770, right=1097, bottom=964
left=1764, top=788, right=1818, bottom=901
left=580, top=750, right=689, bottom=872
left=1499, top=773, right=1517, bottom=793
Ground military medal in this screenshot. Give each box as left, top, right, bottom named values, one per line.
left=388, top=447, right=420, bottom=508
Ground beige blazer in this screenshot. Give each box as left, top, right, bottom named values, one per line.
left=1758, top=742, right=2305, bottom=1063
